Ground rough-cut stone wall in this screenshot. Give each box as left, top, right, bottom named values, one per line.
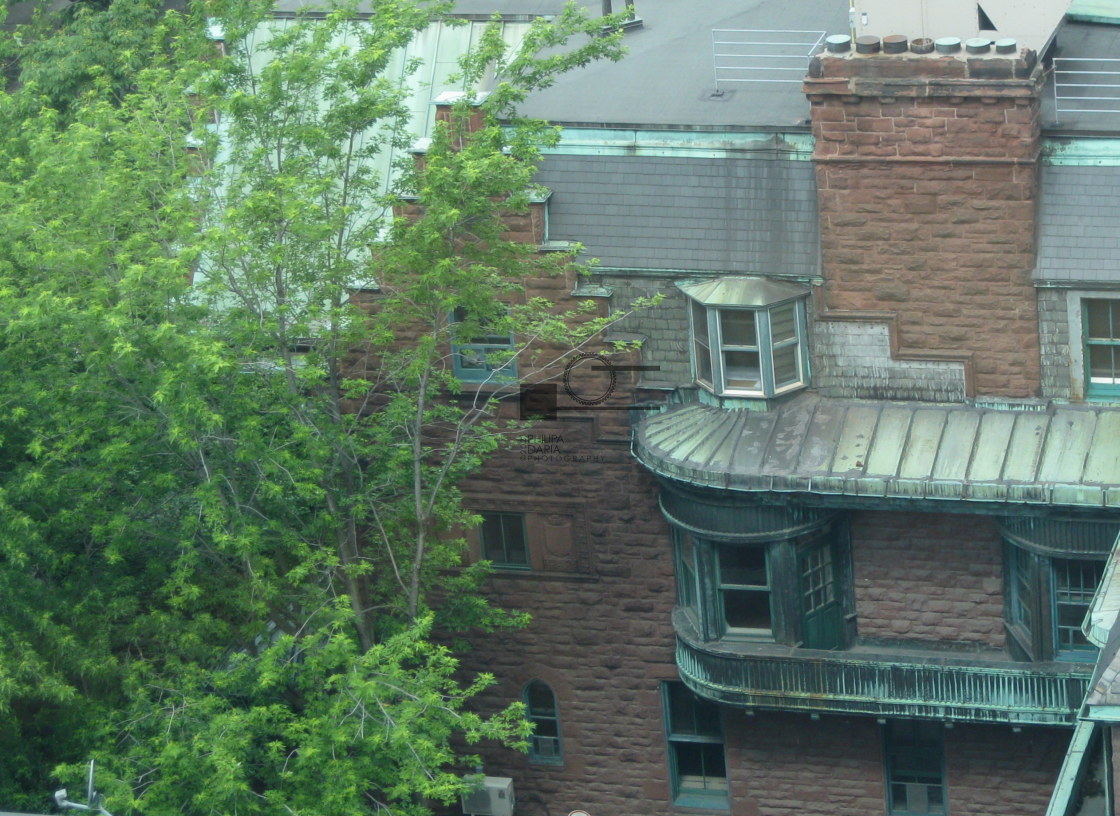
left=457, top=419, right=682, bottom=816
left=806, top=53, right=1044, bottom=398
left=851, top=510, right=1005, bottom=648
left=725, top=713, right=1068, bottom=816
left=727, top=711, right=884, bottom=815
left=947, top=723, right=1069, bottom=816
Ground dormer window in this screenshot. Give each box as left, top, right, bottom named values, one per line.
left=681, top=278, right=809, bottom=398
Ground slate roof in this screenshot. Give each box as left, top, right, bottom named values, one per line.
left=1035, top=164, right=1120, bottom=285
left=634, top=394, right=1120, bottom=508
left=535, top=153, right=819, bottom=275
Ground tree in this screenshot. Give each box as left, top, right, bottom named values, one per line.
left=0, top=1, right=632, bottom=813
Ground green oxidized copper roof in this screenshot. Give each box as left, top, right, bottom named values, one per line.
left=677, top=277, right=809, bottom=307
left=633, top=394, right=1120, bottom=508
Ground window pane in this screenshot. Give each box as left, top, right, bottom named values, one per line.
left=719, top=310, right=756, bottom=347
left=691, top=302, right=713, bottom=386
left=1087, top=300, right=1120, bottom=340
left=802, top=547, right=834, bottom=614
left=1054, top=558, right=1105, bottom=655
left=676, top=534, right=698, bottom=611
left=692, top=300, right=710, bottom=345
left=1089, top=345, right=1120, bottom=384
left=666, top=682, right=722, bottom=737
left=773, top=344, right=800, bottom=388
left=480, top=514, right=504, bottom=561
left=674, top=743, right=728, bottom=792
left=719, top=546, right=767, bottom=586
left=694, top=338, right=714, bottom=385
left=724, top=350, right=761, bottom=389
left=770, top=304, right=797, bottom=343
left=723, top=589, right=772, bottom=630
left=480, top=513, right=528, bottom=567
left=1009, top=546, right=1034, bottom=632
left=527, top=682, right=556, bottom=717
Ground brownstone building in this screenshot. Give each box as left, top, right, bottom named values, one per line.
left=443, top=1, right=1120, bottom=815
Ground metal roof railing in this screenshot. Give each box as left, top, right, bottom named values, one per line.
left=1053, top=57, right=1120, bottom=114
left=711, top=29, right=826, bottom=92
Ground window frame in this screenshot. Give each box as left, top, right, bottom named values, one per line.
left=524, top=680, right=563, bottom=765
left=687, top=297, right=809, bottom=398
left=674, top=530, right=700, bottom=623
left=716, top=543, right=773, bottom=638
left=1052, top=556, right=1106, bottom=661
left=1003, top=542, right=1105, bottom=663
left=671, top=521, right=850, bottom=650
left=478, top=512, right=530, bottom=570
left=662, top=682, right=729, bottom=810
left=883, top=720, right=947, bottom=816
left=1083, top=298, right=1120, bottom=400
left=450, top=307, right=518, bottom=384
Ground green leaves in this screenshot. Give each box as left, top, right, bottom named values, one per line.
left=0, top=0, right=635, bottom=812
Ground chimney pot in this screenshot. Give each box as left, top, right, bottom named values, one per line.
left=882, top=34, right=908, bottom=54
left=934, top=37, right=962, bottom=54
left=855, top=35, right=881, bottom=54
left=826, top=34, right=852, bottom=53
left=965, top=37, right=992, bottom=54
left=910, top=37, right=934, bottom=54
left=994, top=38, right=1017, bottom=54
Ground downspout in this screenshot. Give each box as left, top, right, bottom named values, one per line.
left=1046, top=721, right=1098, bottom=816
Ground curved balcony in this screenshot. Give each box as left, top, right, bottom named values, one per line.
left=676, top=613, right=1092, bottom=725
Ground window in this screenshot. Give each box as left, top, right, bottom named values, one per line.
left=663, top=682, right=728, bottom=809
left=668, top=518, right=848, bottom=650
left=717, top=544, right=771, bottom=636
left=674, top=531, right=699, bottom=619
left=680, top=277, right=809, bottom=398
left=479, top=512, right=529, bottom=569
left=1084, top=299, right=1120, bottom=399
left=451, top=307, right=517, bottom=383
left=1053, top=557, right=1105, bottom=660
left=1002, top=541, right=1105, bottom=662
left=524, top=681, right=562, bottom=764
left=1007, top=544, right=1035, bottom=634
left=885, top=720, right=946, bottom=815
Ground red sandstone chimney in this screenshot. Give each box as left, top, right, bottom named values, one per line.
left=804, top=38, right=1045, bottom=398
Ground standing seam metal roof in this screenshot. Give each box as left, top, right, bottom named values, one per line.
left=634, top=394, right=1120, bottom=507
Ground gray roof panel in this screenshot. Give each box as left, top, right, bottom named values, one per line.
left=536, top=153, right=820, bottom=275
left=1035, top=164, right=1120, bottom=284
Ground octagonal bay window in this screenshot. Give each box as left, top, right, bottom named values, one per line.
left=680, top=277, right=810, bottom=398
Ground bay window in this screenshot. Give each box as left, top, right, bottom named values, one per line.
left=680, top=277, right=809, bottom=398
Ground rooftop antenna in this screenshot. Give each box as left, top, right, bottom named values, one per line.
left=54, top=760, right=114, bottom=816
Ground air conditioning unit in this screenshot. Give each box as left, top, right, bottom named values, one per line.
left=461, top=776, right=515, bottom=816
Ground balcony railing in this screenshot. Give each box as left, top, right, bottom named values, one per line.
left=677, top=635, right=1091, bottom=725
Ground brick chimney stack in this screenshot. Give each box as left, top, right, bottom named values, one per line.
left=804, top=40, right=1045, bottom=398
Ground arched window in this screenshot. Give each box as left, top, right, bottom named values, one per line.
left=524, top=680, right=562, bottom=764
